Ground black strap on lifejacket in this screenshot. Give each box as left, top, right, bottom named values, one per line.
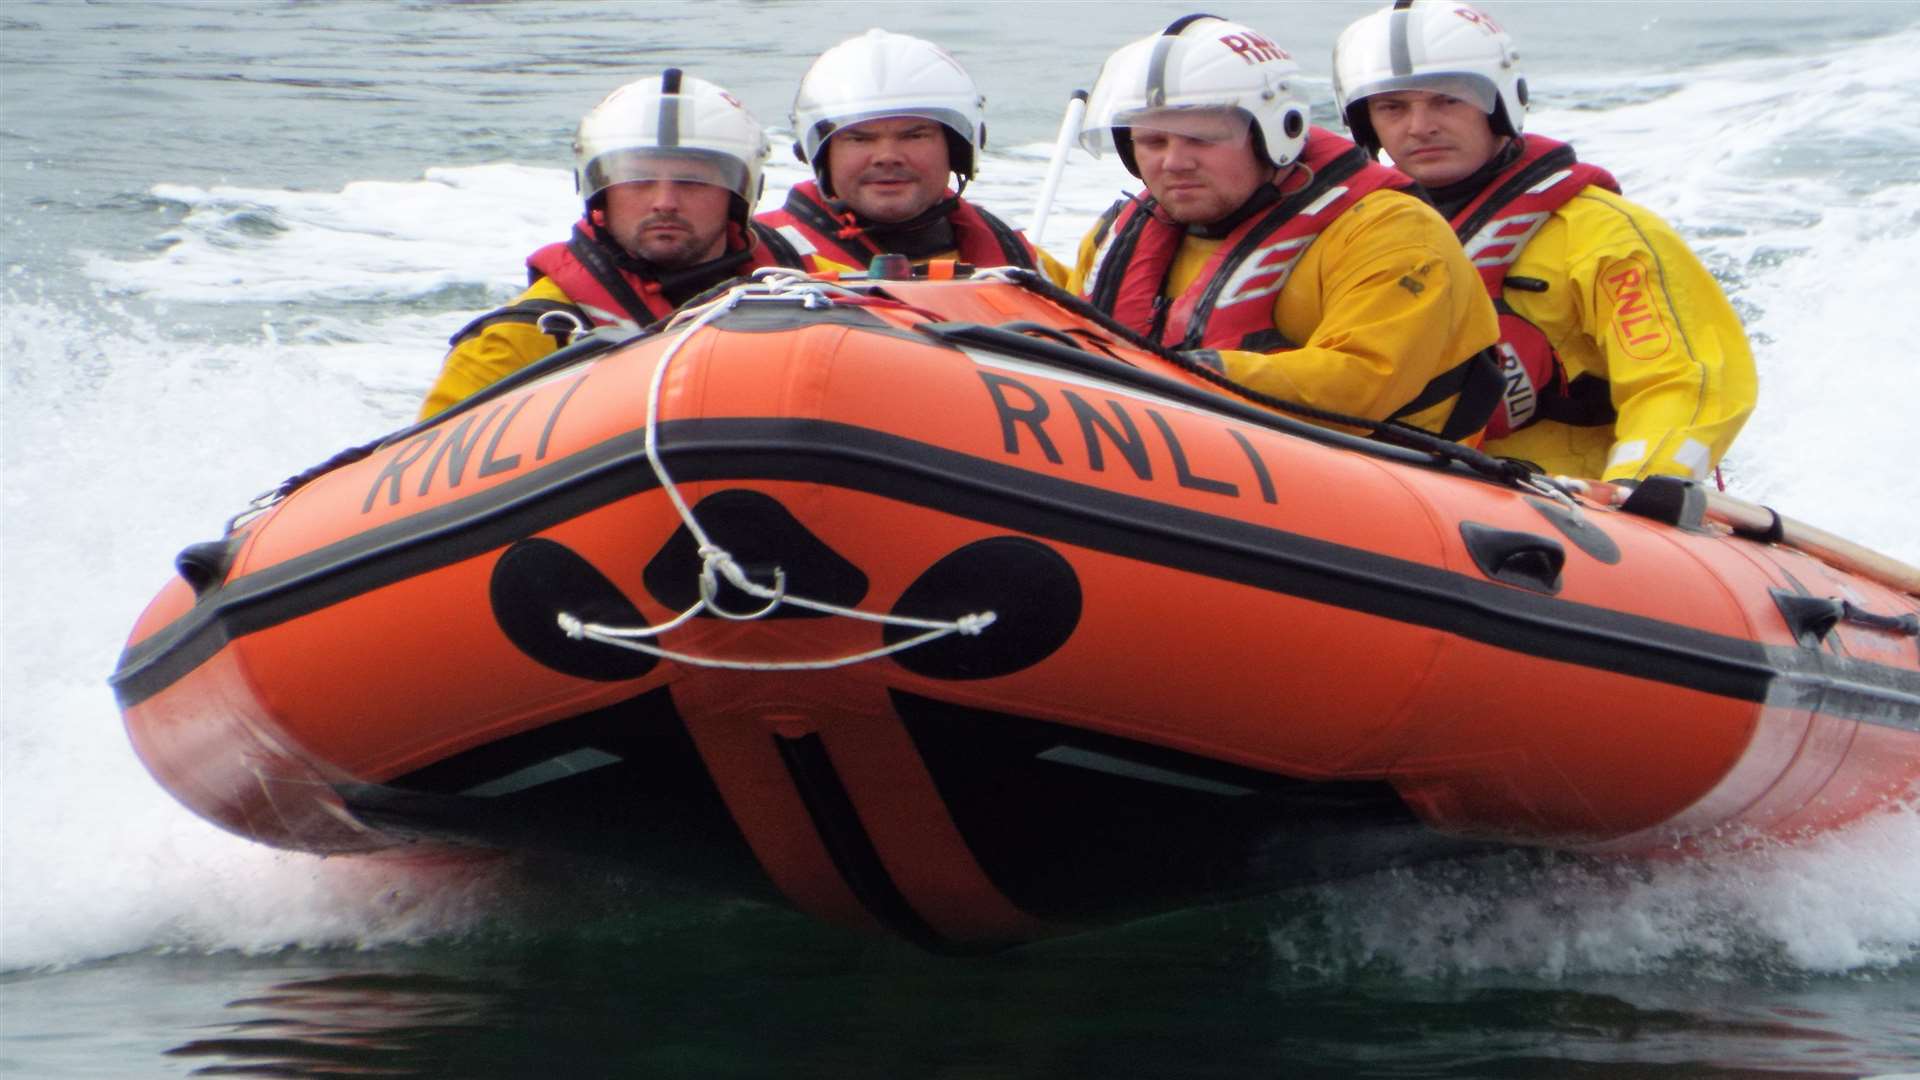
left=781, top=187, right=883, bottom=264
left=1534, top=372, right=1618, bottom=427
left=1085, top=197, right=1148, bottom=315
left=1238, top=327, right=1298, bottom=352
left=446, top=297, right=590, bottom=348
left=1385, top=345, right=1506, bottom=442
left=749, top=220, right=808, bottom=270
left=1452, top=143, right=1579, bottom=246
left=971, top=205, right=1039, bottom=270
left=566, top=225, right=658, bottom=321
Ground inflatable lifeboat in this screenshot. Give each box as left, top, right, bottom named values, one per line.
left=113, top=267, right=1920, bottom=950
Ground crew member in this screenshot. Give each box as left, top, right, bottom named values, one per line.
left=1072, top=15, right=1501, bottom=442
left=421, top=70, right=807, bottom=420
left=758, top=29, right=1068, bottom=283
left=1333, top=0, right=1758, bottom=481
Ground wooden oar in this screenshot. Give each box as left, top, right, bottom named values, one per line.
left=1704, top=489, right=1920, bottom=598
left=1586, top=479, right=1920, bottom=598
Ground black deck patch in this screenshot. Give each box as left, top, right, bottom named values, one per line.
left=491, top=537, right=659, bottom=680
left=643, top=489, right=868, bottom=619
left=338, top=688, right=772, bottom=897
left=886, top=537, right=1081, bottom=680
left=891, top=691, right=1489, bottom=926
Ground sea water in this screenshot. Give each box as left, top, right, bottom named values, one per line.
left=4, top=2, right=1918, bottom=1076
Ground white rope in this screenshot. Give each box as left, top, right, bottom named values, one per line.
left=1520, top=471, right=1588, bottom=513
left=558, top=612, right=995, bottom=673
left=553, top=279, right=998, bottom=671
left=967, top=266, right=1030, bottom=285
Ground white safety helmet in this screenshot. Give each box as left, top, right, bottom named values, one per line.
left=1332, top=0, right=1527, bottom=154
left=573, top=69, right=770, bottom=224
left=1081, top=14, right=1309, bottom=177
left=790, top=28, right=987, bottom=194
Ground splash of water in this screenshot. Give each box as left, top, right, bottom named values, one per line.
left=1271, top=798, right=1920, bottom=980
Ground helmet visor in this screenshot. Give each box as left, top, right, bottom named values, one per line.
left=800, top=107, right=974, bottom=162
left=582, top=148, right=750, bottom=201
left=1349, top=74, right=1497, bottom=115
left=1111, top=107, right=1252, bottom=144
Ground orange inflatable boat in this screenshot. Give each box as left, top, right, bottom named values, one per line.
left=113, top=267, right=1920, bottom=949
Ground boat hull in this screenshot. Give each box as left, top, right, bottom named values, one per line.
left=115, top=278, right=1920, bottom=947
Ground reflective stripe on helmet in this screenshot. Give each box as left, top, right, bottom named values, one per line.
left=658, top=68, right=682, bottom=147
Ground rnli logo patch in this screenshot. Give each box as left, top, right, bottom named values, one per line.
left=1601, top=258, right=1670, bottom=360
left=1453, top=6, right=1506, bottom=35
left=1220, top=32, right=1289, bottom=64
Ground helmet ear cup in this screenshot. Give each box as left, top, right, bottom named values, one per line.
left=941, top=128, right=975, bottom=181
left=1112, top=128, right=1141, bottom=179
left=1254, top=106, right=1307, bottom=168
left=1489, top=100, right=1518, bottom=139
left=1343, top=105, right=1380, bottom=155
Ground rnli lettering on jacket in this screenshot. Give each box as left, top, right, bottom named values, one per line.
left=1450, top=134, right=1621, bottom=438
left=525, top=218, right=797, bottom=330
left=1084, top=129, right=1412, bottom=352
left=758, top=180, right=1038, bottom=272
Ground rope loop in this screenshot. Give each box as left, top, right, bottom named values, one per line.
left=554, top=278, right=998, bottom=672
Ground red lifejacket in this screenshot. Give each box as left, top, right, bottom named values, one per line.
left=527, top=217, right=799, bottom=328
left=1085, top=128, right=1413, bottom=352
left=1450, top=134, right=1621, bottom=438
left=756, top=181, right=1039, bottom=272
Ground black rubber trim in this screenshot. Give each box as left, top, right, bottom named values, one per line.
left=111, top=418, right=1920, bottom=732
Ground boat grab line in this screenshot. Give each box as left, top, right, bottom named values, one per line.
left=556, top=277, right=998, bottom=671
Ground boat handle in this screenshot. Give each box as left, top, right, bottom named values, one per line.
left=174, top=538, right=236, bottom=596
left=1771, top=589, right=1920, bottom=647
left=1839, top=600, right=1918, bottom=635
left=1460, top=523, right=1565, bottom=594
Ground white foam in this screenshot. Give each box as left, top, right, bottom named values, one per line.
left=0, top=291, right=506, bottom=971
left=88, top=164, right=578, bottom=305
left=1271, top=799, right=1920, bottom=980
